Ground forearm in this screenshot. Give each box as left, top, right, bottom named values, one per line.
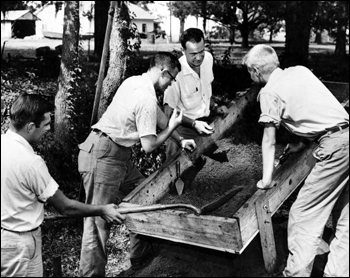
left=49, top=190, right=105, bottom=217
left=157, top=106, right=183, bottom=144
left=164, top=104, right=195, bottom=129
left=261, top=127, right=276, bottom=184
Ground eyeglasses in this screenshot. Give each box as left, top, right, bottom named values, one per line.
left=165, top=70, right=176, bottom=82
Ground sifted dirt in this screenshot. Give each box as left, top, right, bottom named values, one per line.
left=115, top=101, right=294, bottom=277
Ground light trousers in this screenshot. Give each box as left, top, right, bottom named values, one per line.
left=1, top=227, right=43, bottom=277
left=78, top=131, right=147, bottom=277
left=283, top=128, right=349, bottom=277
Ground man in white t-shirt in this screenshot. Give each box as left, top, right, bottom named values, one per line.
left=163, top=28, right=228, bottom=188
left=1, top=94, right=125, bottom=277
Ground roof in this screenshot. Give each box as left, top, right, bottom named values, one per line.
left=1, top=10, right=40, bottom=21
left=127, top=3, right=156, bottom=21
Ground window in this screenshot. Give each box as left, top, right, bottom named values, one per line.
left=142, top=24, right=146, bottom=33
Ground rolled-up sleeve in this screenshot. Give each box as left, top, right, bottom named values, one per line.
left=28, top=158, right=59, bottom=202
left=258, top=92, right=282, bottom=128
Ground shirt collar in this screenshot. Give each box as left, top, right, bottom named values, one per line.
left=179, top=54, right=203, bottom=77
left=6, top=129, right=34, bottom=153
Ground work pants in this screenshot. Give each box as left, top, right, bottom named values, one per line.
left=78, top=131, right=147, bottom=277
left=283, top=128, right=349, bottom=277
left=1, top=227, right=43, bottom=277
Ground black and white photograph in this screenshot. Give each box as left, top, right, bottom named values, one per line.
left=1, top=1, right=349, bottom=277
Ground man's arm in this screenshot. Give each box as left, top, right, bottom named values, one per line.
left=157, top=106, right=196, bottom=151
left=164, top=104, right=214, bottom=135
left=257, top=123, right=277, bottom=189
left=47, top=190, right=125, bottom=224
left=140, top=108, right=183, bottom=153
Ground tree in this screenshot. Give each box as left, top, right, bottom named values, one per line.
left=258, top=1, right=286, bottom=43
left=168, top=1, right=196, bottom=42
left=330, top=1, right=349, bottom=56
left=208, top=1, right=269, bottom=47
left=208, top=1, right=238, bottom=44
left=55, top=1, right=80, bottom=155
left=97, top=1, right=132, bottom=119
left=283, top=1, right=318, bottom=68
left=94, top=1, right=109, bottom=58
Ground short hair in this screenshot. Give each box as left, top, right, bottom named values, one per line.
left=242, top=44, right=280, bottom=75
left=149, top=52, right=181, bottom=72
left=10, top=93, right=55, bottom=130
left=180, top=28, right=205, bottom=49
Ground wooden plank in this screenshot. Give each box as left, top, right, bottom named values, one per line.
left=123, top=83, right=261, bottom=205
left=233, top=144, right=317, bottom=251
left=124, top=209, right=243, bottom=253
left=255, top=196, right=277, bottom=274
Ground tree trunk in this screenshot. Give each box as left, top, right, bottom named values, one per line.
left=201, top=1, right=207, bottom=35
left=240, top=11, right=249, bottom=48
left=55, top=1, right=80, bottom=154
left=97, top=1, right=130, bottom=119
left=229, top=25, right=235, bottom=45
left=334, top=2, right=348, bottom=56
left=314, top=29, right=322, bottom=44
left=94, top=1, right=109, bottom=58
left=179, top=18, right=185, bottom=42
left=283, top=1, right=318, bottom=68
left=269, top=27, right=273, bottom=43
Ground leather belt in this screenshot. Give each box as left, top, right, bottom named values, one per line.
left=1, top=226, right=39, bottom=233
left=316, top=123, right=349, bottom=142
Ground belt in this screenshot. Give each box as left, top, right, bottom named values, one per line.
left=316, top=123, right=349, bottom=142
left=1, top=226, right=39, bottom=233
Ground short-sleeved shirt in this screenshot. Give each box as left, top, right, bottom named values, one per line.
left=1, top=130, right=59, bottom=232
left=258, top=66, right=349, bottom=139
left=93, top=73, right=158, bottom=147
left=163, top=51, right=214, bottom=120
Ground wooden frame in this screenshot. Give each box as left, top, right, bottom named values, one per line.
left=121, top=81, right=349, bottom=273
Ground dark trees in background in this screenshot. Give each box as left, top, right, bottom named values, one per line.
left=94, top=1, right=109, bottom=58
left=283, top=1, right=318, bottom=68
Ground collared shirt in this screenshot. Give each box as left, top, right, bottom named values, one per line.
left=1, top=130, right=59, bottom=232
left=258, top=66, right=349, bottom=139
left=163, top=51, right=214, bottom=120
left=93, top=73, right=158, bottom=147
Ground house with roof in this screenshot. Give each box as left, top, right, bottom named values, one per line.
left=34, top=1, right=94, bottom=39
left=128, top=3, right=157, bottom=36
left=33, top=2, right=157, bottom=39
left=1, top=10, right=39, bottom=38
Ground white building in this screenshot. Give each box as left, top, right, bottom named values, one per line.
left=1, top=10, right=39, bottom=38
left=34, top=2, right=156, bottom=39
